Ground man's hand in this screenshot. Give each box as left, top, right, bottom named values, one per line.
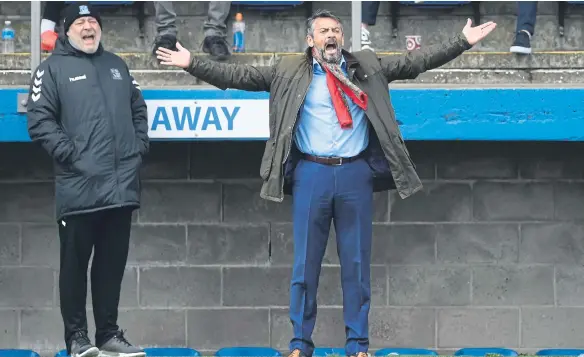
left=462, top=18, right=497, bottom=46
left=156, top=42, right=191, bottom=69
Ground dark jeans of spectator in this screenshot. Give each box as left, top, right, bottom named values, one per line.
left=155, top=1, right=231, bottom=38
left=516, top=1, right=537, bottom=35
left=362, top=1, right=380, bottom=26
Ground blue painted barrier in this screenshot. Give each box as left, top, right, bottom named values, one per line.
left=215, top=347, right=282, bottom=356
left=454, top=348, right=519, bottom=357
left=4, top=87, right=584, bottom=142
left=536, top=349, right=584, bottom=356
left=375, top=348, right=438, bottom=356
left=0, top=350, right=40, bottom=357
left=143, top=347, right=201, bottom=356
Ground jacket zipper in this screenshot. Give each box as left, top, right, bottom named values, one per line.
left=91, top=57, right=121, bottom=200
left=281, top=69, right=312, bottom=195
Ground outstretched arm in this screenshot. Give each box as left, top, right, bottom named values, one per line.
left=156, top=42, right=274, bottom=92
left=379, top=19, right=496, bottom=82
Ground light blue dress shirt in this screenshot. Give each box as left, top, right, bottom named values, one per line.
left=294, top=57, right=369, bottom=158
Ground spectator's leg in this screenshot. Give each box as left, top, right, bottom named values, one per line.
left=510, top=1, right=537, bottom=55
left=41, top=1, right=65, bottom=51
left=202, top=1, right=231, bottom=61
left=359, top=1, right=379, bottom=51
left=153, top=1, right=178, bottom=55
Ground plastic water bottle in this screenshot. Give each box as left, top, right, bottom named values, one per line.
left=232, top=13, right=245, bottom=53
left=2, top=20, right=15, bottom=53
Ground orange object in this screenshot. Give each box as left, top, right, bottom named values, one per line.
left=41, top=30, right=58, bottom=51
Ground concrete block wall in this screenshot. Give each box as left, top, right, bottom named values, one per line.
left=1, top=140, right=584, bottom=355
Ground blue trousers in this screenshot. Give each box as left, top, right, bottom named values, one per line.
left=516, top=1, right=537, bottom=35
left=289, top=158, right=373, bottom=357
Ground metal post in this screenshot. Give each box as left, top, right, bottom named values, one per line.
left=30, top=0, right=41, bottom=76
left=351, top=1, right=362, bottom=51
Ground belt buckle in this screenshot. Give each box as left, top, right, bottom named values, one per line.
left=332, top=157, right=343, bottom=166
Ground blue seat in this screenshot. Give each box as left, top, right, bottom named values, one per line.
left=144, top=348, right=201, bottom=356
left=375, top=348, right=438, bottom=356
left=215, top=347, right=282, bottom=357
left=537, top=350, right=584, bottom=356
left=313, top=348, right=346, bottom=357
left=57, top=348, right=201, bottom=357
left=0, top=350, right=41, bottom=357
left=454, top=348, right=518, bottom=357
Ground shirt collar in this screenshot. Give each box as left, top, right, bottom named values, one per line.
left=312, top=55, right=346, bottom=71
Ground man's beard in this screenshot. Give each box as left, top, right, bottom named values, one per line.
left=314, top=45, right=342, bottom=64
left=68, top=34, right=100, bottom=54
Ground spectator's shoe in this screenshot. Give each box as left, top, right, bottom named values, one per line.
left=352, top=352, right=369, bottom=357
left=152, top=34, right=177, bottom=57
left=98, top=330, right=145, bottom=357
left=350, top=353, right=369, bottom=357
left=361, top=26, right=374, bottom=52
left=510, top=29, right=532, bottom=55
left=203, top=35, right=230, bottom=61
left=288, top=349, right=307, bottom=357
left=41, top=30, right=58, bottom=52
left=69, top=331, right=100, bottom=357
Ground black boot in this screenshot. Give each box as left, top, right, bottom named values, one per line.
left=153, top=34, right=178, bottom=58
left=203, top=35, right=231, bottom=61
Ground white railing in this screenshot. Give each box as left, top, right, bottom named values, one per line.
left=30, top=0, right=41, bottom=76
left=351, top=1, right=362, bottom=52
left=27, top=1, right=362, bottom=73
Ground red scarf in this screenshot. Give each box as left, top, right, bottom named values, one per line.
left=312, top=48, right=369, bottom=129
left=324, top=67, right=368, bottom=129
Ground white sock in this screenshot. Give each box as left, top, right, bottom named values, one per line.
left=41, top=19, right=56, bottom=34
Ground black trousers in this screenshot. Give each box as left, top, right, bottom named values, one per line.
left=58, top=207, right=133, bottom=350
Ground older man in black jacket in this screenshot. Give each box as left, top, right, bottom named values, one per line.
left=26, top=4, right=148, bottom=357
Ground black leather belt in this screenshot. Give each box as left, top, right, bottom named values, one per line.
left=303, top=152, right=363, bottom=166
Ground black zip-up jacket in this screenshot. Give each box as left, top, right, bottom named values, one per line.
left=26, top=36, right=149, bottom=221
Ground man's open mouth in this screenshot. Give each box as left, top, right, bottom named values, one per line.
left=325, top=42, right=337, bottom=54
left=82, top=34, right=95, bottom=42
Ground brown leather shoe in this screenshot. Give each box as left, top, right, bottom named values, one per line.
left=351, top=353, right=369, bottom=357
left=288, top=349, right=306, bottom=357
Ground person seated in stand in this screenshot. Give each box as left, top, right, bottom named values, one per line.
left=39, top=1, right=232, bottom=62
left=153, top=1, right=232, bottom=61
left=510, top=1, right=537, bottom=55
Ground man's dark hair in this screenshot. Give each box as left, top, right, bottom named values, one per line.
left=306, top=9, right=343, bottom=36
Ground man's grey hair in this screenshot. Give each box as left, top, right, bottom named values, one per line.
left=306, top=9, right=343, bottom=36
